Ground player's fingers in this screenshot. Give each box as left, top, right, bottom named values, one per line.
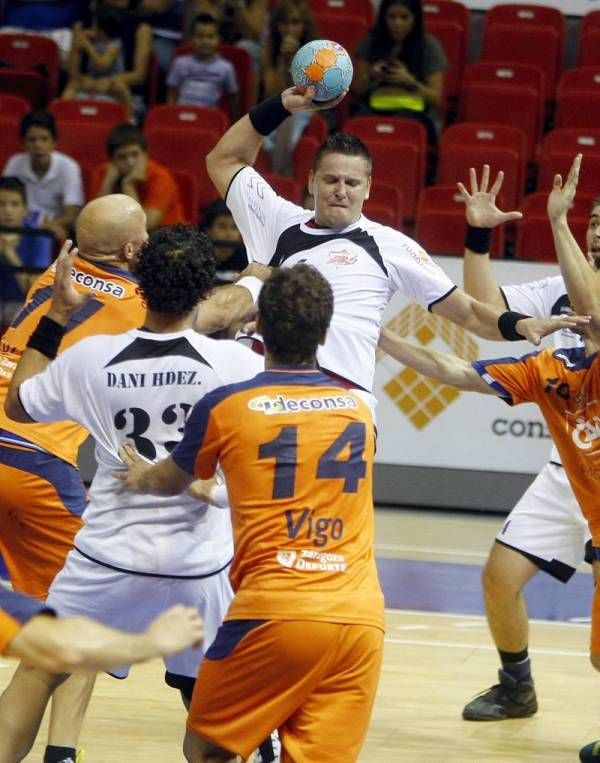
left=490, top=170, right=503, bottom=197
left=500, top=211, right=523, bottom=223
left=480, top=164, right=490, bottom=193
left=568, top=153, right=582, bottom=185
left=469, top=167, right=477, bottom=195
left=553, top=173, right=563, bottom=189
left=456, top=181, right=470, bottom=200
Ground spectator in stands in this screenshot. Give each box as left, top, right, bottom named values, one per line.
left=192, top=0, right=269, bottom=79
left=166, top=13, right=239, bottom=119
left=203, top=198, right=246, bottom=282
left=0, top=177, right=53, bottom=311
left=260, top=0, right=316, bottom=175
left=134, top=0, right=185, bottom=75
left=352, top=0, right=447, bottom=146
left=90, top=0, right=153, bottom=120
left=91, top=123, right=185, bottom=230
left=2, top=111, right=84, bottom=242
left=62, top=5, right=133, bottom=119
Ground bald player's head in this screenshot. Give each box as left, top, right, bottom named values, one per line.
left=76, top=194, right=148, bottom=268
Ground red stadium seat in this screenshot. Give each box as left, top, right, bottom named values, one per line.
left=145, top=104, right=229, bottom=134
left=172, top=170, right=200, bottom=224
left=0, top=93, right=29, bottom=118
left=293, top=135, right=320, bottom=191
left=145, top=126, right=221, bottom=209
left=366, top=139, right=423, bottom=221
left=581, top=9, right=600, bottom=36
left=363, top=201, right=396, bottom=227
left=313, top=12, right=369, bottom=56
left=56, top=121, right=113, bottom=167
left=50, top=99, right=129, bottom=125
left=515, top=215, right=588, bottom=262
left=0, top=115, right=24, bottom=171
left=304, top=114, right=329, bottom=144
left=555, top=89, right=600, bottom=130
left=0, top=33, right=60, bottom=100
left=415, top=184, right=505, bottom=257
left=264, top=173, right=303, bottom=204
left=437, top=142, right=523, bottom=209
left=557, top=66, right=600, bottom=97
left=460, top=62, right=544, bottom=160
left=578, top=29, right=600, bottom=67
left=0, top=69, right=47, bottom=110
left=481, top=12, right=563, bottom=100
left=367, top=181, right=404, bottom=228
left=519, top=191, right=596, bottom=221
left=537, top=150, right=600, bottom=198
left=541, top=127, right=600, bottom=158
left=343, top=115, right=427, bottom=195
left=425, top=19, right=465, bottom=114
left=308, top=0, right=373, bottom=28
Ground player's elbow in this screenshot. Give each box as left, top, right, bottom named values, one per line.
left=4, top=388, right=30, bottom=423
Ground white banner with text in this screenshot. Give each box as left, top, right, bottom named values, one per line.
left=374, top=257, right=563, bottom=474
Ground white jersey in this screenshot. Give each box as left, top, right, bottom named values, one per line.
left=227, top=166, right=456, bottom=391
left=502, top=274, right=584, bottom=465
left=19, top=328, right=263, bottom=577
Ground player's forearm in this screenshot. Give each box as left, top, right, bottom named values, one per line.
left=137, top=458, right=191, bottom=497
left=379, top=328, right=479, bottom=390
left=194, top=283, right=255, bottom=334
left=551, top=217, right=600, bottom=323
left=9, top=617, right=162, bottom=672
left=463, top=251, right=506, bottom=310
left=206, top=115, right=266, bottom=184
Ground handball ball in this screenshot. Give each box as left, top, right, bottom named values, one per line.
left=290, top=39, right=353, bottom=102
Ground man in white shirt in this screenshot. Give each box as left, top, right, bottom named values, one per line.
left=3, top=111, right=84, bottom=241
left=206, top=87, right=584, bottom=399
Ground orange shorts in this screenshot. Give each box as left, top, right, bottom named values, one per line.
left=187, top=619, right=384, bottom=762
left=0, top=443, right=86, bottom=600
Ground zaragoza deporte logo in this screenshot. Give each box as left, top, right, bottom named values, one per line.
left=377, top=305, right=480, bottom=429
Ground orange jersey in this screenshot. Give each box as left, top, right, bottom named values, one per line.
left=0, top=586, right=50, bottom=654
left=173, top=368, right=385, bottom=631
left=0, top=256, right=146, bottom=466
left=474, top=348, right=600, bottom=542
left=91, top=159, right=185, bottom=227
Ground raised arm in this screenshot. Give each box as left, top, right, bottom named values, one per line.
left=547, top=154, right=600, bottom=339
left=206, top=86, right=345, bottom=198
left=378, top=328, right=497, bottom=395
left=458, top=165, right=522, bottom=309
left=5, top=242, right=93, bottom=422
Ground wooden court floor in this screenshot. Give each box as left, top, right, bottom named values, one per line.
left=2, top=508, right=597, bottom=762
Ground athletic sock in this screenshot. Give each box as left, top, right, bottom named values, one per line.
left=44, top=745, right=77, bottom=763
left=498, top=648, right=532, bottom=683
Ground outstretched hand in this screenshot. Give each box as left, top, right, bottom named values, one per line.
left=48, top=240, right=96, bottom=324
left=517, top=313, right=591, bottom=346
left=547, top=153, right=581, bottom=223
left=281, top=85, right=347, bottom=114
left=457, top=165, right=522, bottom=229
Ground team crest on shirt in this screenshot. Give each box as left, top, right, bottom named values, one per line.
left=327, top=249, right=358, bottom=268
left=570, top=414, right=600, bottom=451
left=276, top=550, right=296, bottom=568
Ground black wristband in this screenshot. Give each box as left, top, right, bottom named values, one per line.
left=249, top=94, right=291, bottom=136
left=26, top=315, right=66, bottom=359
left=465, top=224, right=492, bottom=254
left=498, top=311, right=529, bottom=341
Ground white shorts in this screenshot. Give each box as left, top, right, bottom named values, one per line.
left=496, top=462, right=591, bottom=580
left=46, top=550, right=233, bottom=681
